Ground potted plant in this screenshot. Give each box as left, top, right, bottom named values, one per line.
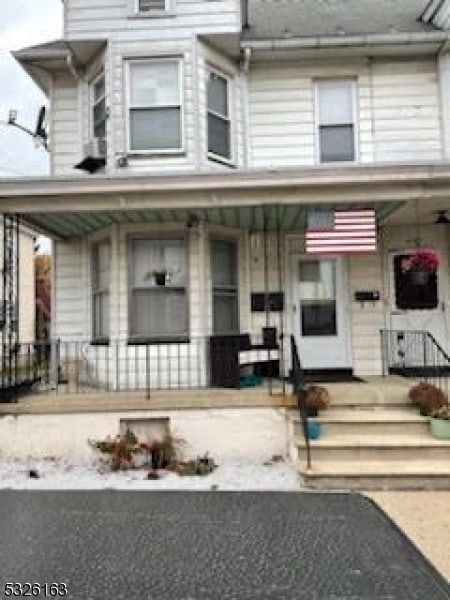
left=429, top=405, right=450, bottom=440
left=299, top=385, right=330, bottom=417
left=401, top=248, right=440, bottom=285
left=408, top=382, right=447, bottom=416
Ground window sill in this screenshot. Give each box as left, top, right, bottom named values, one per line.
left=208, top=153, right=235, bottom=168
left=129, top=11, right=175, bottom=19
left=127, top=336, right=190, bottom=345
left=126, top=150, right=186, bottom=158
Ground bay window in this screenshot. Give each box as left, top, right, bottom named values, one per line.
left=207, top=70, right=231, bottom=161
left=211, top=239, right=238, bottom=333
left=128, top=59, right=182, bottom=153
left=129, top=238, right=188, bottom=340
left=92, top=241, right=110, bottom=341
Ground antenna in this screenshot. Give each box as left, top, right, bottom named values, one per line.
left=6, top=106, right=49, bottom=152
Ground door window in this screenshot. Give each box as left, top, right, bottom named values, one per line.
left=298, top=259, right=337, bottom=336
left=394, top=254, right=438, bottom=310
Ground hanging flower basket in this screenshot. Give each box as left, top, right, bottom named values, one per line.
left=401, top=248, right=440, bottom=286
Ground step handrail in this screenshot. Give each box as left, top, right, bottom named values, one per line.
left=290, top=335, right=311, bottom=470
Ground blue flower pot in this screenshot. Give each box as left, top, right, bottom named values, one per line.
left=306, top=421, right=321, bottom=440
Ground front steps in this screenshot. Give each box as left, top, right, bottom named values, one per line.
left=289, top=379, right=450, bottom=490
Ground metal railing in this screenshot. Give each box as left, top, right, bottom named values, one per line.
left=0, top=334, right=287, bottom=402
left=380, top=329, right=449, bottom=397
left=290, top=334, right=311, bottom=469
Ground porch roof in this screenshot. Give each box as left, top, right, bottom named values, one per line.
left=1, top=162, right=450, bottom=238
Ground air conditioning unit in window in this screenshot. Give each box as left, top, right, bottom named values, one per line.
left=75, top=138, right=107, bottom=173
left=84, top=137, right=107, bottom=158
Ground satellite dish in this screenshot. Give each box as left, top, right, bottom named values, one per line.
left=34, top=106, right=47, bottom=140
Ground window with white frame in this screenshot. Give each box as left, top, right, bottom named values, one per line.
left=90, top=71, right=107, bottom=141
left=316, top=80, right=356, bottom=163
left=137, top=0, right=170, bottom=13
left=129, top=238, right=188, bottom=340
left=128, top=59, right=182, bottom=153
left=207, top=70, right=231, bottom=161
left=92, top=241, right=110, bottom=341
left=211, top=239, right=239, bottom=333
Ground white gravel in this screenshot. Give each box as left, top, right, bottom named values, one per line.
left=0, top=457, right=302, bottom=491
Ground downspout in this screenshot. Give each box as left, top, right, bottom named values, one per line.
left=65, top=52, right=83, bottom=80
left=240, top=46, right=252, bottom=168
left=437, top=39, right=450, bottom=159
left=242, top=0, right=249, bottom=30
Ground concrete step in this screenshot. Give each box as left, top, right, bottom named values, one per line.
left=295, top=435, right=450, bottom=462
left=291, top=410, right=429, bottom=437
left=299, top=460, right=450, bottom=490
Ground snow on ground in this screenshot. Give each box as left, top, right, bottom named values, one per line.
left=0, top=458, right=302, bottom=491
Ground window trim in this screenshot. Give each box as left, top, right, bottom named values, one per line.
left=125, top=57, right=184, bottom=156
left=89, top=70, right=107, bottom=142
left=210, top=237, right=240, bottom=334
left=314, top=78, right=358, bottom=165
left=127, top=234, right=190, bottom=343
left=207, top=67, right=234, bottom=166
left=91, top=239, right=110, bottom=344
left=133, top=0, right=174, bottom=17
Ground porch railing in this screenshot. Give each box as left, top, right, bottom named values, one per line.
left=290, top=334, right=311, bottom=470
left=380, top=329, right=449, bottom=397
left=0, top=334, right=288, bottom=401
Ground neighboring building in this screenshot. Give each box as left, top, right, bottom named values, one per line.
left=0, top=220, right=36, bottom=344
left=1, top=0, right=449, bottom=389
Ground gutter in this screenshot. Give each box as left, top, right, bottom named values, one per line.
left=2, top=163, right=450, bottom=198
left=241, top=30, right=450, bottom=52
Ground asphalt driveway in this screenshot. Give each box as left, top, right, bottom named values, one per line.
left=0, top=491, right=448, bottom=599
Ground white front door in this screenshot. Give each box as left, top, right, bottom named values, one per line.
left=291, top=255, right=350, bottom=369
left=389, top=251, right=448, bottom=352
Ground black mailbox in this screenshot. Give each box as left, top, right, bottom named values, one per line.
left=354, top=291, right=380, bottom=303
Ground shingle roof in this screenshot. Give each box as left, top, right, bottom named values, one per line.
left=243, top=0, right=436, bottom=39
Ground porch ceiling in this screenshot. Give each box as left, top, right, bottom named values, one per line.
left=22, top=203, right=399, bottom=239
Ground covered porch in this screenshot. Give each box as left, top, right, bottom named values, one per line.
left=0, top=163, right=449, bottom=400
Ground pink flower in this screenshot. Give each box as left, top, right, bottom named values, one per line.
left=409, top=248, right=440, bottom=272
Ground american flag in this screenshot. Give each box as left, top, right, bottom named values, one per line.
left=306, top=209, right=377, bottom=254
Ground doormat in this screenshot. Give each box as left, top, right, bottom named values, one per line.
left=302, top=369, right=366, bottom=383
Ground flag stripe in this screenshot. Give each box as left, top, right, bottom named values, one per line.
left=306, top=209, right=377, bottom=255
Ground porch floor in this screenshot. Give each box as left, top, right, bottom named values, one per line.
left=0, top=376, right=414, bottom=415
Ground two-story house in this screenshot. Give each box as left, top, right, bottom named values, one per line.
left=2, top=0, right=450, bottom=392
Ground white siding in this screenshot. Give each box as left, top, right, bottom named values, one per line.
left=50, top=73, right=81, bottom=175
left=64, top=0, right=241, bottom=39
left=248, top=58, right=442, bottom=168
left=371, top=59, right=441, bottom=162
left=18, top=232, right=36, bottom=343
left=53, top=239, right=89, bottom=340
left=348, top=254, right=385, bottom=376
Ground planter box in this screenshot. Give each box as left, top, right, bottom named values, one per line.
left=430, top=418, right=450, bottom=440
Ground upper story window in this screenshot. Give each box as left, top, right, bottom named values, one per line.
left=137, top=0, right=171, bottom=14
left=207, top=70, right=231, bottom=162
left=128, top=59, right=183, bottom=154
left=316, top=80, right=356, bottom=163
left=90, top=71, right=107, bottom=145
